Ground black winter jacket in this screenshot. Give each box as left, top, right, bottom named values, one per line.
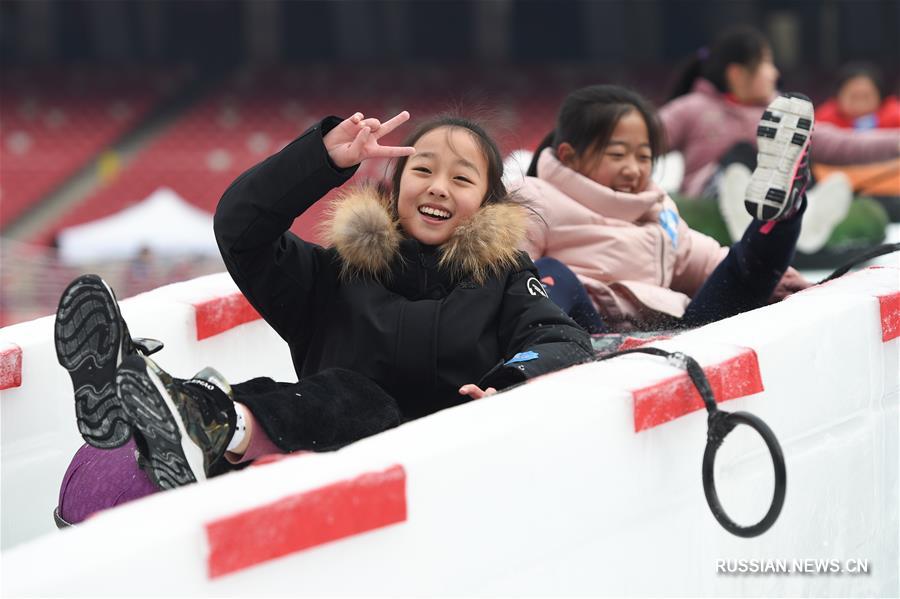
left=214, top=117, right=593, bottom=420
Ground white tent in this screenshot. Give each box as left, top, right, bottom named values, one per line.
left=57, top=187, right=220, bottom=265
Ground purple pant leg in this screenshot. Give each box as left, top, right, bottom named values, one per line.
left=58, top=439, right=158, bottom=524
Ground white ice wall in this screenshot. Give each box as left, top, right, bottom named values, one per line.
left=0, top=273, right=295, bottom=550
left=1, top=267, right=898, bottom=597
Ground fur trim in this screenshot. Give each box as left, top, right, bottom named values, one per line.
left=323, top=186, right=527, bottom=284
left=438, top=202, right=526, bottom=284
left=321, top=185, right=401, bottom=280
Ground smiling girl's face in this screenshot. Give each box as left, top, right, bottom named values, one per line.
left=396, top=126, right=489, bottom=246
left=561, top=108, right=653, bottom=194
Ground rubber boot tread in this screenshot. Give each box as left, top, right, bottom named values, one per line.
left=54, top=275, right=131, bottom=448
left=116, top=361, right=198, bottom=489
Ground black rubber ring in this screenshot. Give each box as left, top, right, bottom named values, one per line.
left=702, top=411, right=786, bottom=537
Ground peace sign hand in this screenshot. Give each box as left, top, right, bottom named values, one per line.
left=324, top=111, right=415, bottom=169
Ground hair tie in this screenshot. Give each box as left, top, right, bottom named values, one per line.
left=697, top=46, right=710, bottom=61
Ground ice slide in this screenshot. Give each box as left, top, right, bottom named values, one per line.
left=1, top=266, right=897, bottom=596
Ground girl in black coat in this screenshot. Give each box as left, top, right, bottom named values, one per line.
left=54, top=111, right=593, bottom=518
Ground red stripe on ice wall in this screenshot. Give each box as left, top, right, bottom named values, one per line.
left=205, top=465, right=407, bottom=579
left=0, top=344, right=22, bottom=390
left=631, top=349, right=764, bottom=432
left=877, top=291, right=900, bottom=342
left=194, top=292, right=261, bottom=340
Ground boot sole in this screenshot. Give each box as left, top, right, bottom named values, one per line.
left=745, top=95, right=814, bottom=221
left=54, top=275, right=131, bottom=449
left=116, top=356, right=206, bottom=489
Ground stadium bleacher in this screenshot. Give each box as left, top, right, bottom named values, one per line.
left=0, top=69, right=179, bottom=229
left=28, top=66, right=597, bottom=247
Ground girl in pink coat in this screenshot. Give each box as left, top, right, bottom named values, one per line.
left=661, top=26, right=899, bottom=199
left=518, top=84, right=812, bottom=333
left=659, top=26, right=899, bottom=249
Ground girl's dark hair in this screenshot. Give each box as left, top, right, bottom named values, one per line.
left=526, top=84, right=664, bottom=177
left=834, top=62, right=886, bottom=100
left=387, top=115, right=508, bottom=213
left=667, top=25, right=770, bottom=102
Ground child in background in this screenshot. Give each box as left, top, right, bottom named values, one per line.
left=660, top=26, right=900, bottom=252
left=519, top=84, right=813, bottom=334
left=54, top=110, right=593, bottom=524
left=817, top=63, right=899, bottom=130
left=815, top=63, right=900, bottom=198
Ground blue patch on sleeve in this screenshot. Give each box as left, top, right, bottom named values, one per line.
left=506, top=350, right=539, bottom=365
left=659, top=208, right=679, bottom=248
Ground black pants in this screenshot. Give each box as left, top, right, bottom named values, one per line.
left=681, top=202, right=803, bottom=327
left=232, top=368, right=403, bottom=454
left=534, top=198, right=803, bottom=332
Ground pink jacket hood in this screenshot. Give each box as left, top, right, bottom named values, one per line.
left=517, top=148, right=727, bottom=330
left=534, top=146, right=669, bottom=223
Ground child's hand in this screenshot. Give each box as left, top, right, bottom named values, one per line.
left=323, top=111, right=415, bottom=168
left=458, top=384, right=497, bottom=400
left=769, top=267, right=812, bottom=303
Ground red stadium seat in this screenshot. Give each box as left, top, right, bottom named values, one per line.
left=1, top=69, right=176, bottom=229
left=25, top=67, right=597, bottom=246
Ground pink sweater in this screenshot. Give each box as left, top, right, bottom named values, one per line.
left=517, top=149, right=728, bottom=330
left=659, top=79, right=900, bottom=196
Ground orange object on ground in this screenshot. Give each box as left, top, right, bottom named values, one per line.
left=814, top=159, right=900, bottom=197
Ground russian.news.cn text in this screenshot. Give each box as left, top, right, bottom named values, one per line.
left=716, top=559, right=871, bottom=576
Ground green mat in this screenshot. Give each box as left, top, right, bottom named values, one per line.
left=673, top=195, right=888, bottom=265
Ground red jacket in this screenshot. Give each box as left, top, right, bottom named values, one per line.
left=816, top=96, right=900, bottom=130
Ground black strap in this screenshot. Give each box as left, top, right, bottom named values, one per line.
left=598, top=347, right=786, bottom=537
left=133, top=337, right=164, bottom=356
left=819, top=242, right=900, bottom=284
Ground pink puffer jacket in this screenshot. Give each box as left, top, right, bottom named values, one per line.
left=517, top=148, right=729, bottom=330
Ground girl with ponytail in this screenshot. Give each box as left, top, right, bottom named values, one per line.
left=659, top=26, right=900, bottom=249
left=517, top=83, right=816, bottom=333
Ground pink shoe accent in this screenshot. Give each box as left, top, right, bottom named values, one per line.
left=782, top=147, right=811, bottom=220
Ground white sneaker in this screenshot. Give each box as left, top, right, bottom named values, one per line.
left=718, top=162, right=754, bottom=242
left=745, top=93, right=815, bottom=221
left=796, top=172, right=853, bottom=254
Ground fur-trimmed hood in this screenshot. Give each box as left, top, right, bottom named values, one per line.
left=322, top=185, right=527, bottom=284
